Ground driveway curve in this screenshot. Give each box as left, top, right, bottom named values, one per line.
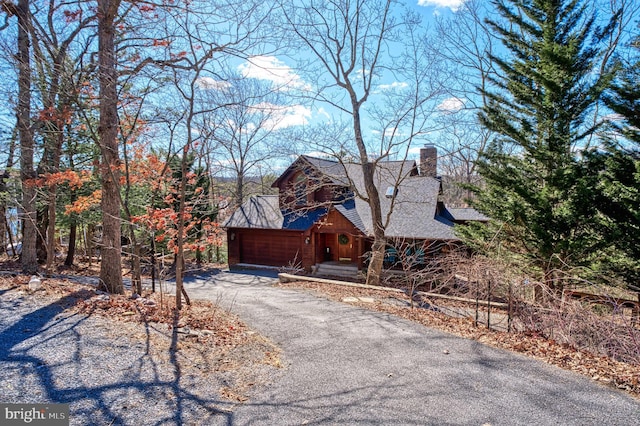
left=177, top=269, right=639, bottom=425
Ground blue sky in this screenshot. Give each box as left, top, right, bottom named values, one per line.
left=416, top=0, right=468, bottom=13
left=201, top=0, right=467, bottom=164
left=0, top=0, right=470, bottom=171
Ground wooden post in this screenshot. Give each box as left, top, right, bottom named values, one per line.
left=486, top=271, right=491, bottom=329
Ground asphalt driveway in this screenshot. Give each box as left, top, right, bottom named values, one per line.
left=175, top=269, right=640, bottom=425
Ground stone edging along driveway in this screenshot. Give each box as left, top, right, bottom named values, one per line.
left=175, top=269, right=640, bottom=425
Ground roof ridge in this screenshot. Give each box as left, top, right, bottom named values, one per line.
left=301, top=154, right=338, bottom=162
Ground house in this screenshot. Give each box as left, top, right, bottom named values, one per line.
left=224, top=145, right=486, bottom=273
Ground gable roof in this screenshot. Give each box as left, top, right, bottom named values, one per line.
left=445, top=208, right=489, bottom=222
left=272, top=155, right=348, bottom=188
left=342, top=161, right=458, bottom=240
left=223, top=195, right=329, bottom=231
left=334, top=198, right=367, bottom=233
left=226, top=155, right=481, bottom=241
left=223, top=196, right=283, bottom=229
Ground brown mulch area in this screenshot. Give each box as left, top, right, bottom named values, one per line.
left=1, top=274, right=282, bottom=403
left=276, top=280, right=640, bottom=399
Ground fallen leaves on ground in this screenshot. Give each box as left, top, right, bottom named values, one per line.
left=0, top=274, right=282, bottom=402
left=277, top=280, right=640, bottom=399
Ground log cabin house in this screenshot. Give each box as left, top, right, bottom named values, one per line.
left=224, top=146, right=486, bottom=274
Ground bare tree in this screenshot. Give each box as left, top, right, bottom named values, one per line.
left=13, top=0, right=38, bottom=273
left=29, top=1, right=95, bottom=273
left=158, top=0, right=268, bottom=309
left=197, top=72, right=293, bottom=208
left=97, top=0, right=123, bottom=293
left=431, top=0, right=498, bottom=205
left=0, top=1, right=35, bottom=268
left=281, top=0, right=397, bottom=286
left=281, top=1, right=447, bottom=286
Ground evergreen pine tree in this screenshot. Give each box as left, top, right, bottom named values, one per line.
left=591, top=31, right=640, bottom=288
left=460, top=0, right=619, bottom=292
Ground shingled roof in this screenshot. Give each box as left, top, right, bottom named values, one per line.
left=445, top=208, right=489, bottom=223
left=225, top=155, right=478, bottom=241
left=223, top=195, right=328, bottom=231
left=223, top=196, right=283, bottom=229
left=272, top=155, right=349, bottom=188
left=342, top=161, right=458, bottom=240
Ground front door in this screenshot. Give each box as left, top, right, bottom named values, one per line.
left=337, top=233, right=352, bottom=261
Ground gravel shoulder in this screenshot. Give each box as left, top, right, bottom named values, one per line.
left=0, top=275, right=281, bottom=426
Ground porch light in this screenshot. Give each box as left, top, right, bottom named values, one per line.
left=230, top=232, right=236, bottom=241
left=305, top=236, right=311, bottom=244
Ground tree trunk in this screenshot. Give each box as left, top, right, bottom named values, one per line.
left=351, top=100, right=385, bottom=286
left=0, top=129, right=16, bottom=256
left=150, top=234, right=156, bottom=292
left=45, top=186, right=56, bottom=272
left=6, top=215, right=15, bottom=257
left=131, top=242, right=142, bottom=295
left=195, top=243, right=202, bottom=265
left=64, top=220, right=76, bottom=266
left=0, top=204, right=5, bottom=255
left=36, top=207, right=47, bottom=263
left=0, top=172, right=8, bottom=255
left=367, top=232, right=386, bottom=286
left=123, top=226, right=142, bottom=295
left=235, top=172, right=244, bottom=208
left=87, top=224, right=94, bottom=265
left=174, top=145, right=188, bottom=310
left=44, top=109, right=64, bottom=275
left=17, top=0, right=38, bottom=274
left=64, top=147, right=78, bottom=267
left=97, top=0, right=123, bottom=294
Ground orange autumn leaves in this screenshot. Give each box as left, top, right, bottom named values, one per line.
left=127, top=145, right=223, bottom=254
left=28, top=142, right=222, bottom=255
left=28, top=169, right=92, bottom=190
left=133, top=207, right=222, bottom=255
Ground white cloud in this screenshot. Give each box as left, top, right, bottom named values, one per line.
left=317, top=107, right=331, bottom=122
left=377, top=81, right=409, bottom=91
left=417, top=0, right=467, bottom=12
left=354, top=68, right=370, bottom=81
left=196, top=77, right=231, bottom=90
left=247, top=102, right=312, bottom=130
left=238, top=56, right=310, bottom=90
left=371, top=127, right=400, bottom=138
left=437, top=97, right=465, bottom=113
left=273, top=105, right=312, bottom=129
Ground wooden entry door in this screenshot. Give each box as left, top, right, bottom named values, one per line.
left=337, top=233, right=352, bottom=261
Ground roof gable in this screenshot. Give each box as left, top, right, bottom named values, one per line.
left=223, top=195, right=329, bottom=231
left=347, top=167, right=457, bottom=240
left=272, top=155, right=348, bottom=189
left=228, top=155, right=482, bottom=241
left=222, top=196, right=283, bottom=229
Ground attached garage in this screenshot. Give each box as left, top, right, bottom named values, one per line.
left=225, top=154, right=484, bottom=273
left=237, top=229, right=303, bottom=267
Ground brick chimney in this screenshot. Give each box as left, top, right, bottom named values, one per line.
left=419, top=144, right=437, bottom=177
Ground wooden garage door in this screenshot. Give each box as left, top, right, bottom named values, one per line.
left=239, top=231, right=302, bottom=267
